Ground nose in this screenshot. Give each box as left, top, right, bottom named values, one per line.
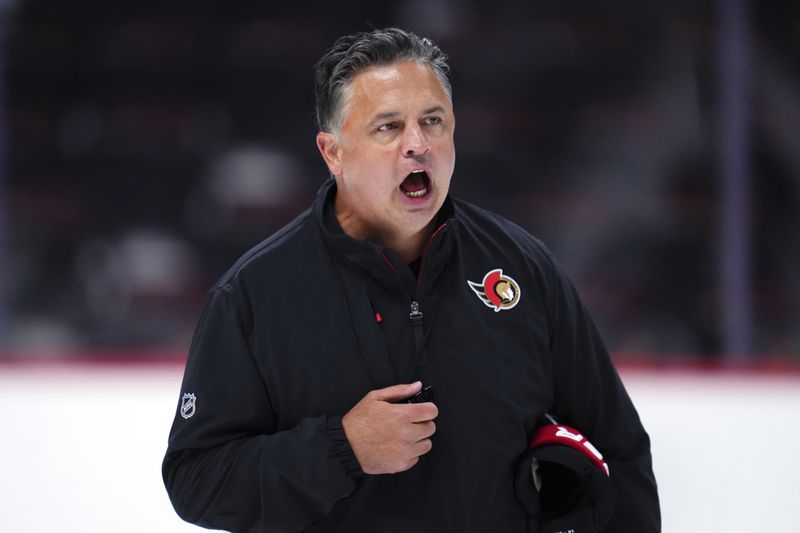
left=401, top=124, right=430, bottom=157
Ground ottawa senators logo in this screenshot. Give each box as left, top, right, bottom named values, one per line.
left=467, top=268, right=521, bottom=312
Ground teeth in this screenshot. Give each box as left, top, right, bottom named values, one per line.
left=404, top=187, right=427, bottom=198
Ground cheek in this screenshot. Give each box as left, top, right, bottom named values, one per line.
left=359, top=150, right=396, bottom=181
left=342, top=153, right=394, bottom=199
left=340, top=143, right=400, bottom=191
left=436, top=141, right=456, bottom=173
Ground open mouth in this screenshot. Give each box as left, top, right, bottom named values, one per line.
left=399, top=170, right=430, bottom=198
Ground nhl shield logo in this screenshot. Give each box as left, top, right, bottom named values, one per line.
left=180, top=393, right=197, bottom=419
left=467, top=268, right=521, bottom=312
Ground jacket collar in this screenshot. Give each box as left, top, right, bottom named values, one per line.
left=313, top=177, right=455, bottom=297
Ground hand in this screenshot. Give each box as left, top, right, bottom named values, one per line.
left=342, top=381, right=438, bottom=475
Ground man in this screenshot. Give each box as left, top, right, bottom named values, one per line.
left=163, top=28, right=660, bottom=532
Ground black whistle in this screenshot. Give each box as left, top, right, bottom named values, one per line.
left=407, top=385, right=436, bottom=404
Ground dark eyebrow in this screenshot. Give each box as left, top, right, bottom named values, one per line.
left=368, top=106, right=446, bottom=127
left=422, top=106, right=446, bottom=115
left=368, top=111, right=402, bottom=127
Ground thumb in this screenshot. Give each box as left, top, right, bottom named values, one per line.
left=371, top=381, right=422, bottom=402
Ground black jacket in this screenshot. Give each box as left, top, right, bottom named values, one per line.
left=163, top=178, right=660, bottom=532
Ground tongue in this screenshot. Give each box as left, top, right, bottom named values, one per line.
left=400, top=173, right=426, bottom=193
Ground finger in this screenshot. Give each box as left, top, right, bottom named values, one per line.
left=370, top=381, right=422, bottom=402
left=404, top=402, right=439, bottom=423
left=412, top=420, right=436, bottom=440
left=400, top=456, right=420, bottom=473
left=407, top=422, right=436, bottom=442
left=412, top=438, right=433, bottom=457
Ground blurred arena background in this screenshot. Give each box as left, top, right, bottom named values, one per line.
left=0, top=1, right=798, bottom=531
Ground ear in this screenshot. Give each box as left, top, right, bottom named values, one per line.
left=316, top=131, right=342, bottom=177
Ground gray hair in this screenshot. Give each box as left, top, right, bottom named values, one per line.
left=313, top=27, right=452, bottom=133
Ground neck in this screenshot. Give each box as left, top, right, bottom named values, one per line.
left=383, top=226, right=433, bottom=263
left=335, top=205, right=434, bottom=263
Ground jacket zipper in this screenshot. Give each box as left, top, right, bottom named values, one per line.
left=415, top=222, right=447, bottom=297
left=407, top=299, right=454, bottom=533
left=383, top=225, right=454, bottom=533
left=418, top=224, right=456, bottom=533
left=409, top=300, right=424, bottom=355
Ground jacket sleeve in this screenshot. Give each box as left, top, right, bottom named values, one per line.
left=543, top=251, right=661, bottom=532
left=162, top=283, right=362, bottom=533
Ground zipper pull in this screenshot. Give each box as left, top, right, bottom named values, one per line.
left=409, top=300, right=423, bottom=321
left=409, top=300, right=426, bottom=365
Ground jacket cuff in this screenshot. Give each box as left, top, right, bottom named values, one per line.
left=326, top=415, right=365, bottom=481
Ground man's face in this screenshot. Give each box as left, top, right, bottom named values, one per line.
left=317, top=61, right=456, bottom=246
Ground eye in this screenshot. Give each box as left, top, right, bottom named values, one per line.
left=376, top=122, right=397, bottom=132
left=422, top=116, right=442, bottom=126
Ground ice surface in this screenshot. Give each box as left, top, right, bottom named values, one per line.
left=1, top=364, right=797, bottom=532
